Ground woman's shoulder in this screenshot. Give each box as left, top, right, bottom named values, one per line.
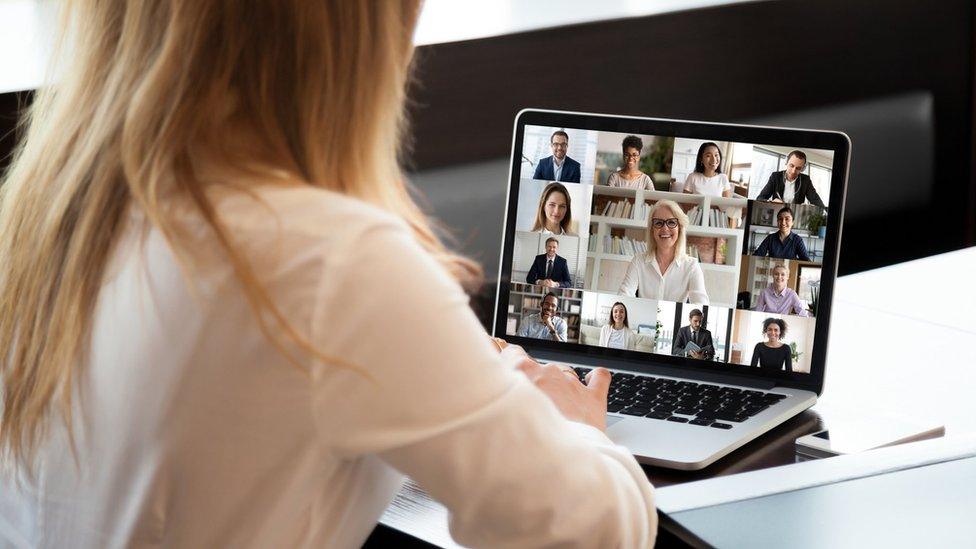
left=676, top=254, right=703, bottom=269
left=215, top=184, right=405, bottom=240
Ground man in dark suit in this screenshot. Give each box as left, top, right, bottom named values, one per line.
left=671, top=309, right=714, bottom=360
left=756, top=150, right=826, bottom=208
left=526, top=237, right=572, bottom=288
left=533, top=130, right=581, bottom=183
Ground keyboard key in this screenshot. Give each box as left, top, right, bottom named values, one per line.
left=620, top=408, right=648, bottom=416
left=666, top=416, right=689, bottom=423
left=689, top=418, right=713, bottom=426
left=710, top=422, right=733, bottom=429
left=646, top=411, right=671, bottom=420
left=742, top=404, right=770, bottom=416
left=607, top=402, right=626, bottom=413
left=623, top=405, right=652, bottom=414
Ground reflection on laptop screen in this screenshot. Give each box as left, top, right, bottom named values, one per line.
left=506, top=124, right=836, bottom=376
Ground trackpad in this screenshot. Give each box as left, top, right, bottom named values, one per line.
left=606, top=415, right=625, bottom=428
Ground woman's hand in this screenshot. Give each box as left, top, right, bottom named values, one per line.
left=520, top=361, right=611, bottom=431
left=493, top=339, right=611, bottom=431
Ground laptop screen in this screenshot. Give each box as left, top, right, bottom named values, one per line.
left=495, top=111, right=849, bottom=385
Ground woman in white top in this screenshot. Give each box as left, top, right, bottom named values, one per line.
left=0, top=2, right=655, bottom=548
left=618, top=200, right=709, bottom=303
left=531, top=181, right=577, bottom=235
left=683, top=142, right=732, bottom=197
left=606, top=135, right=653, bottom=190
left=599, top=302, right=638, bottom=351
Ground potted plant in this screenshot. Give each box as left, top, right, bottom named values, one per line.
left=804, top=209, right=827, bottom=238
left=641, top=136, right=675, bottom=191
left=808, top=280, right=820, bottom=316
left=789, top=342, right=802, bottom=365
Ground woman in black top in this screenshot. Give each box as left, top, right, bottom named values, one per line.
left=751, top=318, right=793, bottom=372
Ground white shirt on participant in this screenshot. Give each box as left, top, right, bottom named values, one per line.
left=783, top=175, right=797, bottom=203
left=599, top=324, right=637, bottom=350
left=618, top=252, right=709, bottom=304
left=0, top=183, right=656, bottom=548
left=552, top=155, right=565, bottom=182
left=683, top=172, right=731, bottom=196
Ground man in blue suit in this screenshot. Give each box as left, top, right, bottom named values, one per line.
left=527, top=237, right=573, bottom=288
left=533, top=130, right=582, bottom=183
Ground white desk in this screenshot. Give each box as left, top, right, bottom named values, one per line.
left=818, top=246, right=976, bottom=435
left=379, top=247, right=976, bottom=547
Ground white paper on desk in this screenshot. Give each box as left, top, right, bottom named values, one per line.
left=655, top=435, right=976, bottom=514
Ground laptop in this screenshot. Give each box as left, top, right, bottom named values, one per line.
left=493, top=109, right=850, bottom=470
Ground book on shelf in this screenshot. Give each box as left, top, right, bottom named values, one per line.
left=596, top=198, right=642, bottom=219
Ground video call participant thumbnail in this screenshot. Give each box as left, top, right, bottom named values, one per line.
left=756, top=150, right=826, bottom=208
left=754, top=264, right=811, bottom=317
left=753, top=206, right=811, bottom=261
left=606, top=135, right=653, bottom=190
left=599, top=302, right=637, bottom=351
left=683, top=142, right=732, bottom=198
left=531, top=181, right=576, bottom=235
left=533, top=130, right=582, bottom=183
left=672, top=308, right=714, bottom=360
left=751, top=317, right=793, bottom=372
left=527, top=237, right=573, bottom=288
left=517, top=292, right=568, bottom=342
left=618, top=200, right=709, bottom=303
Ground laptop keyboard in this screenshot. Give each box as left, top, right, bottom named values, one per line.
left=574, top=367, right=788, bottom=430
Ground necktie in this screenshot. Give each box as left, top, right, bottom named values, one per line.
left=692, top=330, right=698, bottom=344
left=546, top=259, right=553, bottom=279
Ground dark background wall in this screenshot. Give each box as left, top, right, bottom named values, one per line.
left=404, top=0, right=976, bottom=276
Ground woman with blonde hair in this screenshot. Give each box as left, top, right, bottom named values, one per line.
left=531, top=181, right=577, bottom=235
left=0, top=1, right=655, bottom=547
left=618, top=200, right=708, bottom=303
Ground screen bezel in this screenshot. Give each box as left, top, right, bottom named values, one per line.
left=492, top=109, right=850, bottom=396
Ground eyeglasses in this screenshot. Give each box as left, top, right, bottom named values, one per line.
left=651, top=218, right=679, bottom=229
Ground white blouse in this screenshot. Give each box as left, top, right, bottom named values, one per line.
left=599, top=324, right=637, bottom=350
left=618, top=252, right=709, bottom=304
left=683, top=172, right=731, bottom=196
left=0, top=184, right=656, bottom=548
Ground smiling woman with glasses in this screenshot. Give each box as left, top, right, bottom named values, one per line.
left=618, top=199, right=709, bottom=303
left=606, top=134, right=653, bottom=190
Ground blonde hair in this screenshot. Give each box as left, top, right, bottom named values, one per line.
left=0, top=0, right=480, bottom=468
left=531, top=182, right=574, bottom=234
left=645, top=200, right=689, bottom=258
